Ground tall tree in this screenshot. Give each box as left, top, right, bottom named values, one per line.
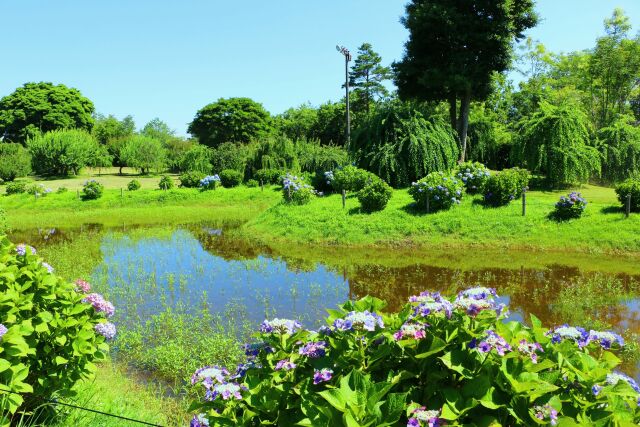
left=142, top=118, right=175, bottom=144
left=394, top=0, right=537, bottom=162
left=349, top=43, right=392, bottom=114
left=93, top=114, right=135, bottom=145
left=0, top=82, right=95, bottom=143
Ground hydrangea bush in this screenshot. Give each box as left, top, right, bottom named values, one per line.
left=454, top=161, right=491, bottom=195
left=282, top=174, right=315, bottom=205
left=0, top=237, right=114, bottom=422
left=552, top=192, right=587, bottom=220
left=180, top=171, right=206, bottom=188
left=26, top=184, right=52, bottom=197
left=81, top=180, right=104, bottom=200
left=409, top=172, right=463, bottom=212
left=483, top=167, right=531, bottom=206
left=357, top=178, right=393, bottom=213
left=200, top=175, right=221, bottom=191
left=188, top=286, right=639, bottom=426
left=615, top=178, right=640, bottom=213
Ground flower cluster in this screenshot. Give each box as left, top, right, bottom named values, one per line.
left=454, top=286, right=507, bottom=317
left=231, top=361, right=261, bottom=379
left=546, top=325, right=589, bottom=348
left=324, top=170, right=334, bottom=186
left=27, top=183, right=53, bottom=197
left=199, top=175, right=221, bottom=190
left=605, top=372, right=640, bottom=393
left=82, top=180, right=104, bottom=200
left=333, top=311, right=384, bottom=332
left=75, top=279, right=91, bottom=293
left=471, top=330, right=512, bottom=356
left=409, top=172, right=464, bottom=212
left=282, top=173, right=316, bottom=205
left=394, top=322, right=428, bottom=341
left=588, top=330, right=624, bottom=349
left=553, top=192, right=587, bottom=220
left=0, top=324, right=7, bottom=340
left=275, top=359, right=297, bottom=371
left=189, top=414, right=209, bottom=427
left=15, top=243, right=36, bottom=256
left=534, top=404, right=558, bottom=426
left=41, top=262, right=54, bottom=273
left=313, top=368, right=333, bottom=384
left=209, top=382, right=247, bottom=401
left=82, top=293, right=115, bottom=317
left=192, top=366, right=230, bottom=385
left=94, top=322, right=117, bottom=340
left=407, top=407, right=444, bottom=427
left=455, top=161, right=491, bottom=194
left=298, top=341, right=327, bottom=358
left=518, top=340, right=544, bottom=363
left=409, top=292, right=453, bottom=319
left=260, top=318, right=302, bottom=334
left=243, top=342, right=273, bottom=358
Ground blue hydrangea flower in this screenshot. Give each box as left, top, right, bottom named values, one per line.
left=407, top=407, right=443, bottom=427
left=299, top=341, right=327, bottom=358
left=94, top=322, right=116, bottom=340
left=517, top=340, right=544, bottom=363
left=333, top=311, right=384, bottom=332
left=275, top=359, right=297, bottom=371
left=41, top=262, right=54, bottom=273
left=606, top=372, right=640, bottom=393
left=15, top=244, right=36, bottom=256
left=191, top=366, right=229, bottom=386
left=243, top=342, right=273, bottom=357
left=409, top=292, right=453, bottom=318
left=546, top=325, right=589, bottom=348
left=588, top=330, right=624, bottom=349
left=190, top=414, right=209, bottom=427
left=534, top=404, right=558, bottom=425
left=260, top=318, right=302, bottom=334
left=231, top=361, right=261, bottom=379
left=313, top=368, right=333, bottom=384
left=0, top=324, right=7, bottom=341
left=207, top=382, right=247, bottom=401
left=471, top=330, right=512, bottom=356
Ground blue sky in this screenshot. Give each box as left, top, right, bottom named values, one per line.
left=1, top=1, right=639, bottom=136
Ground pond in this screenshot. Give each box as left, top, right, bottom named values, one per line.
left=10, top=224, right=640, bottom=379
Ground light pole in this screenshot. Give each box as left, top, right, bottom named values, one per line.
left=336, top=45, right=352, bottom=149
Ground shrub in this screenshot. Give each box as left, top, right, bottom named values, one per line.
left=615, top=179, right=640, bottom=213
left=409, top=172, right=463, bottom=212
left=179, top=144, right=213, bottom=174
left=127, top=179, right=141, bottom=191
left=551, top=192, right=587, bottom=220
left=254, top=169, right=284, bottom=185
left=188, top=287, right=640, bottom=426
left=199, top=175, right=221, bottom=191
left=311, top=170, right=335, bottom=193
left=332, top=165, right=373, bottom=193
left=0, top=143, right=31, bottom=182
left=483, top=167, right=531, bottom=206
left=180, top=171, right=206, bottom=188
left=56, top=186, right=68, bottom=194
left=0, top=238, right=113, bottom=419
left=26, top=129, right=100, bottom=176
left=220, top=169, right=243, bottom=188
left=26, top=183, right=52, bottom=197
left=158, top=176, right=174, bottom=190
left=5, top=181, right=27, bottom=195
left=454, top=161, right=491, bottom=194
left=282, top=174, right=315, bottom=205
left=245, top=179, right=259, bottom=188
left=81, top=180, right=104, bottom=200
left=211, top=142, right=250, bottom=175
left=357, top=178, right=393, bottom=213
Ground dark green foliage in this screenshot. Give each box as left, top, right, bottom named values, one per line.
left=245, top=179, right=259, bottom=188
left=517, top=102, right=601, bottom=188
left=409, top=172, right=464, bottom=211
left=598, top=115, right=640, bottom=183
left=351, top=102, right=459, bottom=188
left=454, top=161, right=491, bottom=195
left=81, top=180, right=104, bottom=200
left=615, top=178, right=640, bottom=212
left=220, top=169, right=243, bottom=188
left=188, top=98, right=273, bottom=148
left=349, top=43, right=392, bottom=114
left=179, top=171, right=206, bottom=188
left=248, top=136, right=299, bottom=173
left=127, top=179, right=141, bottom=191
left=158, top=176, right=174, bottom=190
left=0, top=82, right=95, bottom=143
left=394, top=0, right=537, bottom=161
left=296, top=141, right=349, bottom=175
left=357, top=178, right=393, bottom=212
left=0, top=238, right=111, bottom=418
left=274, top=104, right=319, bottom=142
left=211, top=142, right=249, bottom=174
left=180, top=144, right=213, bottom=174
left=484, top=167, right=531, bottom=206
left=331, top=166, right=374, bottom=193
left=253, top=169, right=283, bottom=185
left=120, top=135, right=167, bottom=174
left=5, top=181, right=26, bottom=195
left=27, top=129, right=100, bottom=176
left=88, top=144, right=113, bottom=170
left=0, top=143, right=31, bottom=181
left=313, top=101, right=347, bottom=146
left=164, top=138, right=194, bottom=172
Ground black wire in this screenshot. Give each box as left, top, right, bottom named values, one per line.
left=0, top=389, right=166, bottom=427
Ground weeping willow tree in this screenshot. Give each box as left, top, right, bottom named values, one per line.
left=516, top=101, right=601, bottom=188
left=467, top=106, right=514, bottom=170
left=598, top=115, right=640, bottom=183
left=295, top=140, right=349, bottom=173
left=351, top=101, right=459, bottom=188
left=248, top=135, right=299, bottom=172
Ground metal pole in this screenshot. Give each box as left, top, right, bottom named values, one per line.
left=626, top=194, right=631, bottom=218
left=522, top=189, right=526, bottom=216
left=342, top=190, right=346, bottom=209
left=345, top=54, right=351, bottom=149
left=426, top=194, right=430, bottom=214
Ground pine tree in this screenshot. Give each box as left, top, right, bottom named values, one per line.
left=349, top=43, right=392, bottom=114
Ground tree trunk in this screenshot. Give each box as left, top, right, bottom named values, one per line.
left=119, top=165, right=123, bottom=175
left=448, top=94, right=457, bottom=132
left=457, top=89, right=472, bottom=163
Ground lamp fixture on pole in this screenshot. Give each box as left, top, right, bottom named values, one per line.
left=336, top=45, right=352, bottom=149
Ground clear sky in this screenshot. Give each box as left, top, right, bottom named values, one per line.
left=1, top=1, right=639, bottom=136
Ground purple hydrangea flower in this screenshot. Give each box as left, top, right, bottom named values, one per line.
left=299, top=341, right=327, bottom=358
left=592, top=384, right=603, bottom=396
left=409, top=292, right=454, bottom=319
left=94, top=322, right=116, bottom=340
left=472, top=330, right=512, bottom=356
left=275, top=359, right=297, bottom=371
left=333, top=311, right=384, bottom=332
left=190, top=414, right=209, bottom=427
left=546, top=325, right=589, bottom=348
left=75, top=279, right=91, bottom=293
left=517, top=340, right=544, bottom=363
left=191, top=366, right=229, bottom=386
left=407, top=407, right=443, bottom=427
left=313, top=368, right=333, bottom=384
left=394, top=322, right=428, bottom=341
left=15, top=244, right=36, bottom=256
left=454, top=287, right=507, bottom=317
left=41, top=262, right=54, bottom=273
left=534, top=404, right=558, bottom=426
left=230, top=361, right=261, bottom=379
left=260, top=318, right=302, bottom=334
left=243, top=342, right=273, bottom=358
left=82, top=293, right=115, bottom=317
left=606, top=372, right=640, bottom=393
left=317, top=325, right=332, bottom=336
left=0, top=324, right=7, bottom=340
left=207, top=382, right=247, bottom=401
left=588, top=330, right=624, bottom=349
